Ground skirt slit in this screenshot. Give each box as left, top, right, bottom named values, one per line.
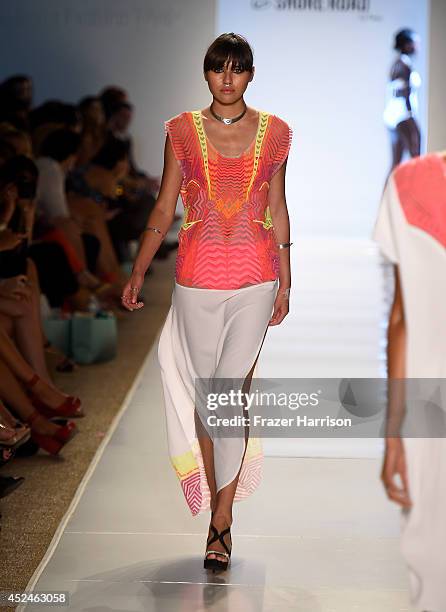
left=157, top=279, right=278, bottom=516
left=213, top=322, right=271, bottom=494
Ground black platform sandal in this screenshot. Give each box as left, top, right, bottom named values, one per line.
left=203, top=522, right=232, bottom=572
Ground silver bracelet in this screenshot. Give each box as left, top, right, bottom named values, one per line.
left=277, top=242, right=293, bottom=249
left=143, top=226, right=166, bottom=239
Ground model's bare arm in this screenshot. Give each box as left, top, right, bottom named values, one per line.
left=381, top=266, right=411, bottom=508
left=121, top=136, right=182, bottom=311
left=387, top=266, right=406, bottom=379
left=267, top=160, right=291, bottom=326
left=390, top=59, right=411, bottom=111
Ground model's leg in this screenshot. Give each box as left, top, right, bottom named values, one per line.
left=195, top=409, right=217, bottom=512
left=200, top=281, right=276, bottom=564
left=204, top=284, right=277, bottom=561
left=205, top=327, right=267, bottom=561
left=390, top=126, right=405, bottom=172
left=197, top=351, right=258, bottom=517
left=394, top=118, right=420, bottom=169
left=406, top=118, right=421, bottom=158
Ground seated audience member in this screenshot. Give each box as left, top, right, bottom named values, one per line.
left=100, top=87, right=180, bottom=259
left=0, top=123, right=33, bottom=158
left=0, top=161, right=82, bottom=455
left=66, top=135, right=130, bottom=290
left=98, top=86, right=128, bottom=121
left=35, top=128, right=105, bottom=291
left=0, top=75, right=33, bottom=132
left=0, top=140, right=15, bottom=166
left=0, top=154, right=92, bottom=312
left=76, top=96, right=107, bottom=167
left=30, top=101, right=82, bottom=156
left=100, top=87, right=160, bottom=196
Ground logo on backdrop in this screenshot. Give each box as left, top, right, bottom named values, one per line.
left=251, top=0, right=371, bottom=11
left=251, top=0, right=273, bottom=8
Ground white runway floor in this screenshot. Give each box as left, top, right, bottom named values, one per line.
left=20, top=238, right=413, bottom=611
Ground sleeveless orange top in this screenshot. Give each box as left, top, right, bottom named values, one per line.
left=165, top=110, right=292, bottom=289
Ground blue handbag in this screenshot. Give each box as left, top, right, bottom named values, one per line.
left=70, top=312, right=117, bottom=365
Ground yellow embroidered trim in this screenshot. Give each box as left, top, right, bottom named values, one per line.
left=191, top=111, right=211, bottom=196
left=191, top=110, right=269, bottom=201
left=247, top=111, right=269, bottom=195
left=252, top=205, right=274, bottom=230
left=181, top=205, right=203, bottom=231
left=171, top=449, right=199, bottom=478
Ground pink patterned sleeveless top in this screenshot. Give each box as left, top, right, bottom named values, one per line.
left=165, top=110, right=293, bottom=289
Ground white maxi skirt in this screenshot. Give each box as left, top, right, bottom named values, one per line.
left=157, top=279, right=278, bottom=516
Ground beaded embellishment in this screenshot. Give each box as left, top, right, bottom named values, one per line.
left=191, top=110, right=270, bottom=201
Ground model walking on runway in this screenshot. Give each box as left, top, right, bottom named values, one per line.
left=374, top=152, right=446, bottom=612
left=383, top=28, right=422, bottom=173
left=122, top=33, right=293, bottom=572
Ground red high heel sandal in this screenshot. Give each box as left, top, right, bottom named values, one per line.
left=26, top=374, right=84, bottom=418
left=25, top=410, right=78, bottom=456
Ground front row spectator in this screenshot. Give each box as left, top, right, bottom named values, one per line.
left=35, top=128, right=107, bottom=293
left=76, top=96, right=106, bottom=167
left=0, top=157, right=82, bottom=455
left=67, top=135, right=132, bottom=290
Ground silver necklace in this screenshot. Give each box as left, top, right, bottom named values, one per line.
left=210, top=103, right=247, bottom=125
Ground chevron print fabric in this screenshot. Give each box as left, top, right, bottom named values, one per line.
left=393, top=153, right=446, bottom=249
left=165, top=109, right=293, bottom=289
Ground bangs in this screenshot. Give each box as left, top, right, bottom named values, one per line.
left=203, top=33, right=254, bottom=73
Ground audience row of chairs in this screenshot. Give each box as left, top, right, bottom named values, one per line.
left=0, top=75, right=178, bottom=504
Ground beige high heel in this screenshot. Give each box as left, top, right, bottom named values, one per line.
left=0, top=421, right=31, bottom=451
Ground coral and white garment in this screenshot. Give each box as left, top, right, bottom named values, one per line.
left=165, top=109, right=292, bottom=289
left=373, top=153, right=446, bottom=612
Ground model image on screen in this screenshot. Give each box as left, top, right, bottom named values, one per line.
left=383, top=28, right=421, bottom=173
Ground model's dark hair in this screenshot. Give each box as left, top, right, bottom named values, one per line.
left=39, top=128, right=81, bottom=162
left=394, top=28, right=416, bottom=52
left=204, top=33, right=254, bottom=73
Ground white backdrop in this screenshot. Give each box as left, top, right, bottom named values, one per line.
left=0, top=0, right=435, bottom=221
left=218, top=0, right=429, bottom=238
